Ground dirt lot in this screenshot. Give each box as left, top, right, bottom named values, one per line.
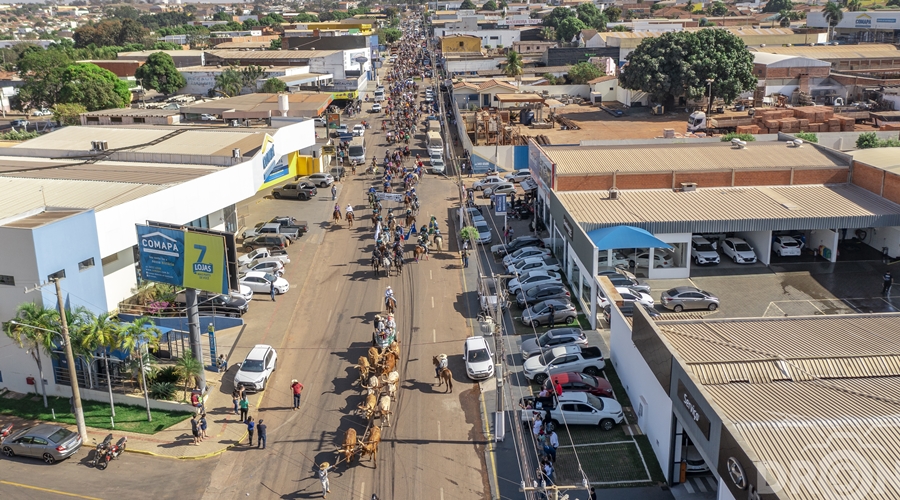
left=514, top=104, right=688, bottom=144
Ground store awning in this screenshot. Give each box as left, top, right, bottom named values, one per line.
left=587, top=225, right=673, bottom=251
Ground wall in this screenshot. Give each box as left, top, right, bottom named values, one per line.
left=647, top=233, right=691, bottom=280
left=808, top=229, right=839, bottom=262
left=180, top=68, right=296, bottom=95
left=0, top=225, right=40, bottom=324
left=518, top=84, right=591, bottom=98
left=874, top=226, right=900, bottom=259
left=102, top=247, right=137, bottom=312
left=81, top=115, right=179, bottom=126
left=79, top=386, right=196, bottom=414
left=591, top=78, right=619, bottom=103
left=735, top=230, right=772, bottom=266
left=445, top=57, right=504, bottom=74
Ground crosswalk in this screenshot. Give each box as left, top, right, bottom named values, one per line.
left=680, top=475, right=718, bottom=495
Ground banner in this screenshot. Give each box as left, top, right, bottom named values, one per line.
left=494, top=194, right=507, bottom=216
left=405, top=223, right=417, bottom=240
left=375, top=192, right=405, bottom=202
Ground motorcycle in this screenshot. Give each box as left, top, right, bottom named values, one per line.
left=89, top=434, right=113, bottom=468
left=110, top=436, right=127, bottom=460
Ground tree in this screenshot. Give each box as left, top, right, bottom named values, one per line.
left=605, top=6, right=622, bottom=23
left=4, top=302, right=58, bottom=408
left=504, top=50, right=523, bottom=85
left=540, top=27, right=557, bottom=41
left=133, top=52, right=186, bottom=95
left=576, top=2, right=607, bottom=30
left=118, top=317, right=161, bottom=422
left=16, top=48, right=73, bottom=110
left=620, top=29, right=756, bottom=106
left=212, top=11, right=233, bottom=21
left=381, top=27, right=402, bottom=43
left=75, top=312, right=122, bottom=418
left=856, top=132, right=900, bottom=148
left=459, top=0, right=477, bottom=9
left=763, top=0, right=792, bottom=13
left=888, top=0, right=900, bottom=7
left=543, top=73, right=560, bottom=85
left=557, top=17, right=587, bottom=42
left=482, top=0, right=498, bottom=10
left=214, top=68, right=243, bottom=97
left=707, top=1, right=728, bottom=16
left=270, top=38, right=282, bottom=50
left=847, top=0, right=862, bottom=11
left=59, top=63, right=131, bottom=110
left=261, top=77, right=287, bottom=93
left=568, top=61, right=602, bottom=84
left=543, top=6, right=575, bottom=29
left=242, top=18, right=260, bottom=30
left=823, top=1, right=843, bottom=41
left=175, top=349, right=203, bottom=398
left=52, top=103, right=87, bottom=125
left=291, top=13, right=320, bottom=22
left=240, top=65, right=266, bottom=91
left=499, top=0, right=509, bottom=8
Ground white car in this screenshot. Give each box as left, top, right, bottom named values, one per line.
left=691, top=236, right=720, bottom=265
left=234, top=344, right=277, bottom=392
left=314, top=117, right=326, bottom=126
left=335, top=124, right=349, bottom=135
left=722, top=238, right=758, bottom=264
left=371, top=103, right=382, bottom=113
left=473, top=220, right=492, bottom=244
left=240, top=259, right=284, bottom=276
left=200, top=114, right=217, bottom=121
left=430, top=157, right=445, bottom=174
left=473, top=176, right=504, bottom=191
left=240, top=271, right=290, bottom=294
left=502, top=246, right=552, bottom=267
left=598, top=251, right=629, bottom=268
left=352, top=124, right=365, bottom=136
left=232, top=284, right=254, bottom=301
left=464, top=336, right=494, bottom=380
left=307, top=173, right=335, bottom=187
left=521, top=392, right=624, bottom=430
left=483, top=183, right=516, bottom=198
left=597, top=286, right=654, bottom=308
left=507, top=270, right=562, bottom=295
left=626, top=251, right=673, bottom=269
left=32, top=108, right=51, bottom=116
left=507, top=257, right=561, bottom=275
left=463, top=206, right=485, bottom=224
left=504, top=170, right=532, bottom=183
left=772, top=235, right=802, bottom=256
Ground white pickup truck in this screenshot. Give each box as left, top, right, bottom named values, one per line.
left=521, top=345, right=606, bottom=384
left=519, top=392, right=624, bottom=431
left=238, top=247, right=290, bottom=267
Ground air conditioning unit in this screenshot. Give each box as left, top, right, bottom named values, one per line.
left=608, top=188, right=619, bottom=200
left=788, top=139, right=804, bottom=147
left=680, top=182, right=697, bottom=192
left=232, top=148, right=241, bottom=158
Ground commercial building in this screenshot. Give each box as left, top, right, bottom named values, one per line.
left=204, top=49, right=371, bottom=92
left=118, top=50, right=206, bottom=68
left=755, top=44, right=900, bottom=73
left=751, top=52, right=842, bottom=104
left=807, top=10, right=900, bottom=44
left=177, top=65, right=312, bottom=96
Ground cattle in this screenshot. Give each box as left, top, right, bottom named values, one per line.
left=382, top=371, right=399, bottom=401
left=378, top=395, right=393, bottom=427
left=338, top=428, right=357, bottom=464
left=354, top=356, right=371, bottom=385
left=359, top=426, right=382, bottom=468
left=358, top=393, right=377, bottom=420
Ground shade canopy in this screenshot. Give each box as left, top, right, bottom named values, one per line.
left=587, top=225, right=673, bottom=251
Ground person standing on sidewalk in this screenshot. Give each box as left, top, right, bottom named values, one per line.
left=244, top=416, right=255, bottom=446
left=291, top=379, right=304, bottom=410
left=257, top=419, right=267, bottom=449
left=218, top=354, right=227, bottom=373
left=232, top=388, right=240, bottom=415
left=462, top=249, right=469, bottom=268
left=270, top=280, right=276, bottom=302
left=190, top=414, right=200, bottom=445
left=318, top=462, right=334, bottom=498
left=199, top=413, right=208, bottom=441
left=884, top=271, right=893, bottom=296
left=239, top=394, right=249, bottom=421
left=331, top=185, right=337, bottom=201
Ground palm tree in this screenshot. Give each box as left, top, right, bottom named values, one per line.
left=214, top=68, right=243, bottom=97
left=4, top=302, right=58, bottom=408
left=76, top=312, right=122, bottom=417
left=239, top=65, right=267, bottom=92
left=540, top=26, right=557, bottom=41
left=505, top=50, right=524, bottom=87
left=847, top=0, right=862, bottom=11
left=119, top=317, right=162, bottom=422
left=175, top=349, right=203, bottom=399
left=823, top=1, right=843, bottom=41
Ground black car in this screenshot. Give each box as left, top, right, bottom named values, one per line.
left=603, top=303, right=661, bottom=324
left=492, top=235, right=543, bottom=257
left=516, top=283, right=570, bottom=309
left=174, top=291, right=249, bottom=317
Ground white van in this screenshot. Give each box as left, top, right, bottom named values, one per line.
left=373, top=89, right=385, bottom=102
left=426, top=131, right=443, bottom=156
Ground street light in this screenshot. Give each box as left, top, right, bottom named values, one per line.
left=706, top=79, right=715, bottom=117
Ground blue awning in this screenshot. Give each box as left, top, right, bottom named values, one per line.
left=587, top=225, right=673, bottom=251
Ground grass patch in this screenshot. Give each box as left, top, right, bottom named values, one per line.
left=634, top=435, right=667, bottom=484
left=0, top=394, right=193, bottom=434
left=603, top=363, right=633, bottom=408
left=556, top=423, right=629, bottom=446
left=557, top=442, right=653, bottom=485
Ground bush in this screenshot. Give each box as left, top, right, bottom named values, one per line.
left=794, top=132, right=818, bottom=143
left=0, top=130, right=40, bottom=141
left=152, top=365, right=181, bottom=385
left=857, top=132, right=900, bottom=149
left=149, top=382, right=177, bottom=400
left=720, top=133, right=756, bottom=142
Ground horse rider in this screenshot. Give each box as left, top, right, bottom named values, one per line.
left=385, top=286, right=395, bottom=304
left=435, top=353, right=448, bottom=378
left=346, top=204, right=354, bottom=217
left=334, top=203, right=341, bottom=217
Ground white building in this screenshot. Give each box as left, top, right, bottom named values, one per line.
left=179, top=65, right=311, bottom=95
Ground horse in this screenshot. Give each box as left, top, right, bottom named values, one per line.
left=372, top=213, right=379, bottom=228
left=332, top=209, right=342, bottom=225
left=338, top=428, right=358, bottom=464
left=432, top=234, right=443, bottom=252
left=381, top=256, right=391, bottom=275
left=372, top=254, right=382, bottom=277
left=405, top=214, right=416, bottom=228
left=414, top=245, right=427, bottom=262
left=433, top=355, right=453, bottom=393
left=346, top=211, right=354, bottom=228
left=385, top=295, right=397, bottom=314
left=393, top=255, right=404, bottom=276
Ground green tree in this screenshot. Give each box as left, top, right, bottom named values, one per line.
left=118, top=18, right=148, bottom=45
left=823, top=1, right=843, bottom=41
left=543, top=73, right=559, bottom=85
left=381, top=27, right=402, bottom=43
left=707, top=1, right=728, bottom=16
left=557, top=17, right=587, bottom=42
left=261, top=77, right=287, bottom=93
left=763, top=0, right=792, bottom=13
left=212, top=11, right=233, bottom=21
left=543, top=6, right=575, bottom=29
left=240, top=65, right=266, bottom=91
left=291, top=13, right=320, bottom=22
left=611, top=25, right=631, bottom=32
left=270, top=38, right=282, bottom=50
left=499, top=0, right=509, bottom=8
left=576, top=2, right=607, bottom=30
left=605, top=6, right=622, bottom=22
left=620, top=29, right=756, bottom=106
left=175, top=349, right=203, bottom=397
left=856, top=132, right=880, bottom=149
left=118, top=317, right=161, bottom=421
left=460, top=226, right=479, bottom=244
left=504, top=49, right=523, bottom=85
left=483, top=0, right=498, bottom=10
left=4, top=302, right=58, bottom=407
left=568, top=61, right=602, bottom=84
left=16, top=48, right=72, bottom=110
left=211, top=21, right=244, bottom=32
left=133, top=52, right=186, bottom=95
left=847, top=0, right=862, bottom=11
left=540, top=26, right=557, bottom=41
left=242, top=18, right=260, bottom=30
left=214, top=68, right=243, bottom=97
left=73, top=311, right=122, bottom=418
left=888, top=0, right=900, bottom=7
left=52, top=103, right=87, bottom=125
left=460, top=0, right=477, bottom=9
left=59, top=63, right=131, bottom=110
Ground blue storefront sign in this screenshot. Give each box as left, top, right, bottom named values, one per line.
left=136, top=225, right=185, bottom=286
left=494, top=195, right=507, bottom=216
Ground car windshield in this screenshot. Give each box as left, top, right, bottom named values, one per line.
left=467, top=347, right=490, bottom=363
left=263, top=273, right=277, bottom=283
left=695, top=243, right=715, bottom=252
left=536, top=332, right=553, bottom=346
left=47, top=428, right=74, bottom=443
left=241, top=359, right=265, bottom=372
left=578, top=373, right=599, bottom=387
left=734, top=243, right=752, bottom=252
left=585, top=393, right=604, bottom=410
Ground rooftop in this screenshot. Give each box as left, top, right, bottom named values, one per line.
left=1, top=209, right=86, bottom=229
left=0, top=156, right=220, bottom=184
left=752, top=51, right=831, bottom=67
left=179, top=92, right=333, bottom=116
left=754, top=43, right=900, bottom=60
left=849, top=147, right=900, bottom=173
left=81, top=108, right=180, bottom=118
left=205, top=49, right=342, bottom=60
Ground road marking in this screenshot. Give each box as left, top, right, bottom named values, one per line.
left=335, top=280, right=340, bottom=291
left=684, top=481, right=695, bottom=494
left=433, top=329, right=436, bottom=342
left=440, top=487, right=444, bottom=500
left=328, top=309, right=333, bottom=322
left=431, top=296, right=434, bottom=308
left=430, top=270, right=433, bottom=280
left=359, top=482, right=365, bottom=500
left=0, top=481, right=101, bottom=499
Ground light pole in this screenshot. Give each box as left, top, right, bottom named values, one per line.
left=706, top=78, right=715, bottom=116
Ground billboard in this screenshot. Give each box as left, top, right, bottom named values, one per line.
left=136, top=224, right=229, bottom=295
left=260, top=134, right=289, bottom=184
left=326, top=113, right=341, bottom=130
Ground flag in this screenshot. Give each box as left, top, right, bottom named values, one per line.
left=405, top=223, right=417, bottom=240
left=374, top=222, right=382, bottom=242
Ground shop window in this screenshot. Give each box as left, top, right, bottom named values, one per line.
left=570, top=261, right=581, bottom=300
left=110, top=117, right=123, bottom=123
left=186, top=215, right=209, bottom=229
left=134, top=117, right=146, bottom=124
left=666, top=242, right=689, bottom=269
left=101, top=253, right=119, bottom=266
left=581, top=274, right=592, bottom=312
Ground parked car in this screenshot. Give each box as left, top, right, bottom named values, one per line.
left=772, top=235, right=802, bottom=256
left=519, top=392, right=623, bottom=430
left=307, top=173, right=335, bottom=187
left=10, top=119, right=29, bottom=128
left=521, top=345, right=606, bottom=384
left=507, top=256, right=561, bottom=276
left=174, top=291, right=249, bottom=317
left=240, top=259, right=285, bottom=277
left=603, top=274, right=651, bottom=294
left=464, top=336, right=494, bottom=380
left=242, top=234, right=289, bottom=251
left=520, top=327, right=587, bottom=360
left=32, top=108, right=51, bottom=117
left=472, top=176, right=504, bottom=191
left=597, top=266, right=637, bottom=281
left=684, top=445, right=711, bottom=473
left=521, top=298, right=577, bottom=327
left=272, top=182, right=317, bottom=200
left=371, top=103, right=382, bottom=113
left=492, top=235, right=544, bottom=257
left=543, top=372, right=613, bottom=398
left=463, top=206, right=485, bottom=224
left=234, top=344, right=277, bottom=392
left=332, top=125, right=349, bottom=137
left=483, top=183, right=516, bottom=198
left=504, top=170, right=532, bottom=183
left=660, top=286, right=720, bottom=312
left=691, top=236, right=721, bottom=265
left=267, top=216, right=308, bottom=235
left=473, top=220, right=492, bottom=244
left=242, top=222, right=300, bottom=241
left=597, top=286, right=654, bottom=308
left=507, top=270, right=562, bottom=296
left=516, top=283, right=570, bottom=309
left=232, top=284, right=254, bottom=301
left=240, top=271, right=289, bottom=294
left=200, top=114, right=218, bottom=121
left=598, top=251, right=629, bottom=268
left=503, top=246, right=552, bottom=267
left=626, top=251, right=673, bottom=269
left=602, top=302, right=661, bottom=324
left=430, top=157, right=445, bottom=174
left=1, top=424, right=82, bottom=464
left=314, top=117, right=326, bottom=126
left=238, top=247, right=289, bottom=267
left=722, top=238, right=757, bottom=264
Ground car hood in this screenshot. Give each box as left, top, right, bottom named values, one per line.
left=523, top=356, right=547, bottom=372
left=601, top=397, right=623, bottom=414
left=468, top=358, right=493, bottom=373
left=234, top=369, right=265, bottom=384
left=520, top=337, right=540, bottom=355
left=694, top=250, right=718, bottom=258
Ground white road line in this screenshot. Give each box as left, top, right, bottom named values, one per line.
left=706, top=476, right=719, bottom=490
left=328, top=309, right=333, bottom=322
left=440, top=487, right=444, bottom=500
left=359, top=482, right=365, bottom=500
left=433, top=329, right=436, bottom=342
left=431, top=296, right=434, bottom=308
left=430, top=270, right=433, bottom=280
left=683, top=481, right=695, bottom=494
left=695, top=478, right=708, bottom=493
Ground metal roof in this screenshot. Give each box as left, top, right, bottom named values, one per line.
left=557, top=184, right=900, bottom=234
left=205, top=49, right=342, bottom=60
left=0, top=177, right=168, bottom=221
left=545, top=142, right=848, bottom=176
left=179, top=92, right=333, bottom=115
left=849, top=147, right=900, bottom=173
left=0, top=157, right=219, bottom=185
left=755, top=43, right=900, bottom=60
left=752, top=51, right=830, bottom=68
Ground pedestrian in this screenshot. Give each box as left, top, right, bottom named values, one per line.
left=318, top=462, right=334, bottom=498
left=503, top=226, right=509, bottom=242
left=542, top=459, right=555, bottom=484
left=590, top=487, right=597, bottom=500
left=199, top=413, right=208, bottom=441
left=547, top=303, right=556, bottom=328
left=239, top=394, right=249, bottom=421
left=232, top=388, right=240, bottom=415
left=532, top=414, right=543, bottom=438
left=270, top=279, right=276, bottom=302
left=547, top=429, right=559, bottom=463
left=331, top=185, right=337, bottom=200
left=291, top=379, right=304, bottom=410
left=462, top=249, right=469, bottom=268
left=245, top=416, right=255, bottom=446
left=884, top=271, right=893, bottom=296
left=257, top=419, right=267, bottom=449
left=218, top=354, right=227, bottom=373
left=190, top=413, right=200, bottom=445
left=554, top=380, right=563, bottom=397
left=507, top=225, right=514, bottom=242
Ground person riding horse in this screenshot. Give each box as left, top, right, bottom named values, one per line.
left=434, top=353, right=448, bottom=378
left=385, top=286, right=396, bottom=309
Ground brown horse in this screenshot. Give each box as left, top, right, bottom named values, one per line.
left=384, top=296, right=397, bottom=314
left=332, top=209, right=342, bottom=225
left=347, top=211, right=354, bottom=228
left=433, top=355, right=453, bottom=393
left=405, top=214, right=416, bottom=227
left=414, top=246, right=427, bottom=262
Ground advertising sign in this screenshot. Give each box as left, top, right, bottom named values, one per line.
left=375, top=192, right=405, bottom=202
left=494, top=194, right=507, bottom=216
left=136, top=224, right=228, bottom=295
left=260, top=134, right=288, bottom=184
left=326, top=113, right=341, bottom=130
left=332, top=91, right=359, bottom=100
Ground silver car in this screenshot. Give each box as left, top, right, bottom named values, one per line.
left=1, top=424, right=82, bottom=464
left=519, top=327, right=587, bottom=360
left=521, top=299, right=578, bottom=327
left=660, top=286, right=720, bottom=312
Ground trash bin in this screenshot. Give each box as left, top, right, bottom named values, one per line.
left=479, top=316, right=495, bottom=336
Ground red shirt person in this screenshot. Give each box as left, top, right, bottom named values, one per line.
left=291, top=379, right=304, bottom=410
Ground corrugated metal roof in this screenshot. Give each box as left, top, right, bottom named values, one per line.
left=546, top=142, right=847, bottom=175
left=753, top=52, right=830, bottom=67
left=755, top=43, right=900, bottom=60
left=849, top=147, right=900, bottom=173
left=206, top=49, right=342, bottom=59
left=0, top=177, right=167, bottom=221
left=0, top=157, right=219, bottom=185
left=558, top=184, right=900, bottom=234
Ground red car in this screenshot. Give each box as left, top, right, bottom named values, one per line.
left=543, top=372, right=613, bottom=398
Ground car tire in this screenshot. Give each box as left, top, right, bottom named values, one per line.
left=42, top=453, right=56, bottom=464
left=708, top=303, right=718, bottom=311
left=531, top=320, right=541, bottom=328
left=534, top=374, right=548, bottom=385
left=550, top=419, right=561, bottom=430
left=2, top=446, right=13, bottom=457
left=565, top=316, right=577, bottom=325
left=273, top=192, right=281, bottom=199
left=599, top=419, right=615, bottom=431
left=673, top=305, right=684, bottom=313
left=583, top=366, right=600, bottom=376
left=629, top=260, right=636, bottom=268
